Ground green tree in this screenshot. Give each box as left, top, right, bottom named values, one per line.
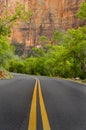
left=51, top=31, right=63, bottom=45
left=0, top=2, right=32, bottom=36
left=0, top=2, right=32, bottom=69
left=77, top=2, right=86, bottom=19
left=0, top=35, right=14, bottom=68
left=40, top=36, right=48, bottom=42
left=9, top=59, right=24, bottom=73
left=29, top=47, right=45, bottom=57
left=63, top=27, right=86, bottom=78
left=23, top=57, right=36, bottom=74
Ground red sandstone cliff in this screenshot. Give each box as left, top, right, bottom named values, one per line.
left=0, top=0, right=86, bottom=47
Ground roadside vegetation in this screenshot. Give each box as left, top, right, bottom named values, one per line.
left=0, top=2, right=86, bottom=81
left=0, top=2, right=32, bottom=79
left=0, top=68, right=13, bottom=79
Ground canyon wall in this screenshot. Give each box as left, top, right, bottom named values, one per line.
left=0, top=0, right=86, bottom=47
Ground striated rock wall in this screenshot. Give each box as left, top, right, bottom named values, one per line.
left=1, top=0, right=86, bottom=47
left=28, top=0, right=86, bottom=46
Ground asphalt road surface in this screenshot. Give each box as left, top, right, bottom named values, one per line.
left=0, top=74, right=86, bottom=130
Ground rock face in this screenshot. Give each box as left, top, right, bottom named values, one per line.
left=1, top=0, right=86, bottom=47
left=27, top=0, right=86, bottom=46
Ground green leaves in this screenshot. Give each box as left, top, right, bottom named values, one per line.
left=0, top=2, right=32, bottom=69
left=0, top=2, right=32, bottom=36
left=77, top=2, right=86, bottom=19
left=8, top=24, right=86, bottom=78
left=0, top=35, right=14, bottom=68
left=15, top=2, right=32, bottom=22
left=40, top=36, right=48, bottom=42
left=51, top=31, right=63, bottom=44
left=0, top=1, right=86, bottom=79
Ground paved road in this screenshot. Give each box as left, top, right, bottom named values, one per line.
left=0, top=74, right=86, bottom=130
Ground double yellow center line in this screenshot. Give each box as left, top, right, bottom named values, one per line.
left=28, top=79, right=51, bottom=130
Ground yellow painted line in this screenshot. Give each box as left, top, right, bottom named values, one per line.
left=28, top=80, right=37, bottom=130
left=38, top=80, right=51, bottom=130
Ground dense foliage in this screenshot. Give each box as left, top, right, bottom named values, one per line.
left=0, top=35, right=14, bottom=69
left=9, top=26, right=86, bottom=79
left=0, top=2, right=32, bottom=70
left=77, top=2, right=86, bottom=19
left=0, top=2, right=86, bottom=79
left=0, top=2, right=32, bottom=36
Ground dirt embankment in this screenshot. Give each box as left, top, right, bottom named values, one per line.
left=0, top=69, right=13, bottom=79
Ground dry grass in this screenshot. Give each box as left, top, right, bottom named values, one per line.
left=0, top=68, right=13, bottom=79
